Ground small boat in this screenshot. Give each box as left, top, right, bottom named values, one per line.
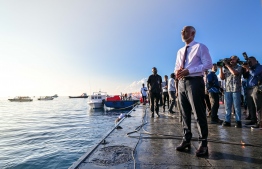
left=52, top=94, right=58, bottom=98
left=8, top=96, right=33, bottom=102
left=69, top=93, right=88, bottom=98
left=87, top=91, right=107, bottom=109
left=38, top=96, right=54, bottom=100
left=104, top=95, right=139, bottom=109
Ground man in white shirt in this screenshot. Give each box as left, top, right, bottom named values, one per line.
left=175, top=26, right=212, bottom=157
left=168, top=73, right=176, bottom=114
left=161, top=75, right=169, bottom=112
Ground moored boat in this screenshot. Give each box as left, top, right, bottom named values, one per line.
left=69, top=93, right=88, bottom=98
left=38, top=96, right=54, bottom=100
left=104, top=95, right=139, bottom=109
left=8, top=96, right=33, bottom=102
left=87, top=91, right=107, bottom=109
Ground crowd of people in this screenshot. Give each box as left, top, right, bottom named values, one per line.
left=141, top=25, right=262, bottom=157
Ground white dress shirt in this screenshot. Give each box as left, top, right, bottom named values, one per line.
left=168, top=78, right=176, bottom=92
left=174, top=41, right=213, bottom=77
left=161, top=81, right=168, bottom=92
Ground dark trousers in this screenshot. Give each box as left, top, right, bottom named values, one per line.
left=204, top=92, right=211, bottom=113
left=168, top=91, right=176, bottom=112
left=142, top=96, right=147, bottom=103
left=162, top=92, right=169, bottom=110
left=178, top=77, right=208, bottom=147
left=149, top=92, right=161, bottom=115
left=246, top=87, right=262, bottom=124
left=209, top=92, right=220, bottom=121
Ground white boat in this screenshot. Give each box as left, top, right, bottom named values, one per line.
left=38, top=96, right=54, bottom=100
left=8, top=96, right=33, bottom=102
left=87, top=91, right=107, bottom=109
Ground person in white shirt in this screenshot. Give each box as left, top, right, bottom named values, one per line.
left=140, top=83, right=148, bottom=105
left=175, top=26, right=212, bottom=157
left=168, top=73, right=176, bottom=113
left=161, top=75, right=169, bottom=112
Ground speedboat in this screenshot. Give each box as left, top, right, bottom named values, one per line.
left=69, top=93, right=88, bottom=98
left=8, top=96, right=33, bottom=102
left=38, top=96, right=54, bottom=100
left=87, top=91, right=107, bottom=109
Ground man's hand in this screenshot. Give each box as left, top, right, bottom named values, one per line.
left=176, top=68, right=189, bottom=80
left=242, top=64, right=249, bottom=70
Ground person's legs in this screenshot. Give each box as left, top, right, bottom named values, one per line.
left=187, top=78, right=208, bottom=147
left=178, top=80, right=192, bottom=143
left=253, top=87, right=262, bottom=124
left=168, top=91, right=176, bottom=113
left=246, top=89, right=257, bottom=123
left=233, top=91, right=242, bottom=122
left=149, top=92, right=155, bottom=117
left=204, top=93, right=211, bottom=115
left=155, top=92, right=161, bottom=116
left=224, top=92, right=233, bottom=123
left=210, top=92, right=220, bottom=121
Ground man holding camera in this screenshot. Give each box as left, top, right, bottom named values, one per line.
left=242, top=56, right=262, bottom=128
left=219, top=55, right=243, bottom=128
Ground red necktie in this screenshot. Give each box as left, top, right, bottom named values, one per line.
left=181, top=46, right=189, bottom=69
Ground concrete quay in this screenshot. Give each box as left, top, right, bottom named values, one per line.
left=69, top=104, right=262, bottom=169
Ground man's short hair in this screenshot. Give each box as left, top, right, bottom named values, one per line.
left=231, top=55, right=239, bottom=60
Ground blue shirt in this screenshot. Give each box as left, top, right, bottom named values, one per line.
left=207, top=71, right=219, bottom=93
left=245, top=63, right=262, bottom=88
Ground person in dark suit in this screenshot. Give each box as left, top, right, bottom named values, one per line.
left=147, top=67, right=162, bottom=118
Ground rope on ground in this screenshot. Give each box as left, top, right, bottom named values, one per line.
left=126, top=105, right=262, bottom=149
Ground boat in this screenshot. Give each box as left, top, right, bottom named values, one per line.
left=87, top=91, right=107, bottom=109
left=52, top=94, right=58, bottom=98
left=38, top=96, right=54, bottom=100
left=104, top=95, right=139, bottom=109
left=8, top=96, right=33, bottom=102
left=69, top=93, right=88, bottom=98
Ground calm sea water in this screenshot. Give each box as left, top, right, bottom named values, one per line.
left=0, top=97, right=128, bottom=169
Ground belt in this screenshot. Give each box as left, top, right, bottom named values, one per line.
left=181, top=76, right=203, bottom=80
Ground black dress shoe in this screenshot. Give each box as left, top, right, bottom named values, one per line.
left=176, top=141, right=191, bottom=151
left=245, top=121, right=256, bottom=125
left=251, top=123, right=260, bottom=128
left=222, top=121, right=231, bottom=127
left=196, top=146, right=208, bottom=157
left=235, top=121, right=242, bottom=128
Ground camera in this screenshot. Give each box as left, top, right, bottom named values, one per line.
left=217, top=58, right=231, bottom=67
left=240, top=52, right=249, bottom=65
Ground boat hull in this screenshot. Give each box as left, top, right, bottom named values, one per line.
left=69, top=96, right=88, bottom=98
left=88, top=102, right=104, bottom=109
left=104, top=100, right=139, bottom=109
left=8, top=99, right=33, bottom=102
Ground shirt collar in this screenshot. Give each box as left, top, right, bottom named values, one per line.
left=185, top=40, right=196, bottom=47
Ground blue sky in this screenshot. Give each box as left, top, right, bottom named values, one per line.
left=0, top=0, right=261, bottom=97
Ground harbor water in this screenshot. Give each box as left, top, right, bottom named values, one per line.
left=0, top=97, right=128, bottom=169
